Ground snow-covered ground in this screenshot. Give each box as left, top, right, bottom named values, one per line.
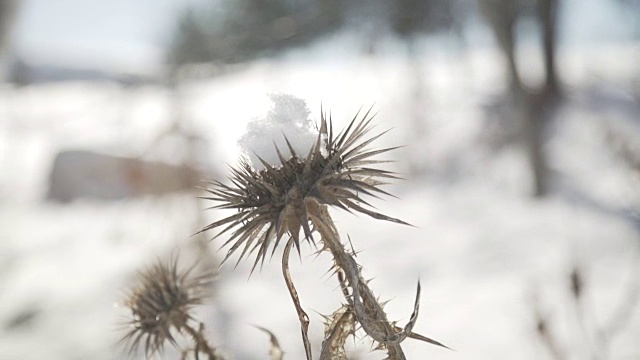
left=1, top=31, right=639, bottom=360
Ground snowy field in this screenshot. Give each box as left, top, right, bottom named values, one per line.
left=1, top=31, right=640, bottom=360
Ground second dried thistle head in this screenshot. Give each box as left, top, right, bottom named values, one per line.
left=120, top=257, right=213, bottom=357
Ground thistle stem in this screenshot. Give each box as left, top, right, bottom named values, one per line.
left=308, top=201, right=407, bottom=359
left=183, top=322, right=223, bottom=360
left=283, top=237, right=313, bottom=360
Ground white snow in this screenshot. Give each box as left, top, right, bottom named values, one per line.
left=238, top=93, right=317, bottom=168
left=1, top=29, right=640, bottom=360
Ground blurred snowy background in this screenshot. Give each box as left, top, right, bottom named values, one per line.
left=1, top=0, right=640, bottom=359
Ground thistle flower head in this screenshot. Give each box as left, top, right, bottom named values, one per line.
left=200, top=107, right=408, bottom=272
left=120, top=257, right=212, bottom=357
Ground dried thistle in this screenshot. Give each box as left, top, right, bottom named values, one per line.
left=119, top=257, right=215, bottom=358
left=200, top=107, right=407, bottom=272
left=201, top=106, right=447, bottom=359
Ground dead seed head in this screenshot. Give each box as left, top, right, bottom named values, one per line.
left=570, top=266, right=583, bottom=300
left=200, top=107, right=408, bottom=271
left=120, top=258, right=212, bottom=357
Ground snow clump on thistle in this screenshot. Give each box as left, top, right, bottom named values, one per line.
left=238, top=93, right=318, bottom=168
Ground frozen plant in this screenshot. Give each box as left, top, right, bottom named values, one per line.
left=202, top=104, right=448, bottom=359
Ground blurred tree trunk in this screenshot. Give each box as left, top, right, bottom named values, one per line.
left=0, top=0, right=18, bottom=80
left=479, top=0, right=523, bottom=94
left=522, top=95, right=549, bottom=197
left=479, top=0, right=561, bottom=197
left=0, top=0, right=17, bottom=49
left=538, top=0, right=561, bottom=96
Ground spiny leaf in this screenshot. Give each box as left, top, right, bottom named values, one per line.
left=320, top=305, right=356, bottom=360
left=256, top=326, right=284, bottom=360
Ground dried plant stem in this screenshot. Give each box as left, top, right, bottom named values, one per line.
left=182, top=322, right=223, bottom=360
left=283, top=237, right=313, bottom=360
left=307, top=200, right=407, bottom=359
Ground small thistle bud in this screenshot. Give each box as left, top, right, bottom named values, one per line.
left=120, top=257, right=213, bottom=357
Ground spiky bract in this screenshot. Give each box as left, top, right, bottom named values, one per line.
left=200, top=108, right=407, bottom=272
left=120, top=258, right=212, bottom=357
